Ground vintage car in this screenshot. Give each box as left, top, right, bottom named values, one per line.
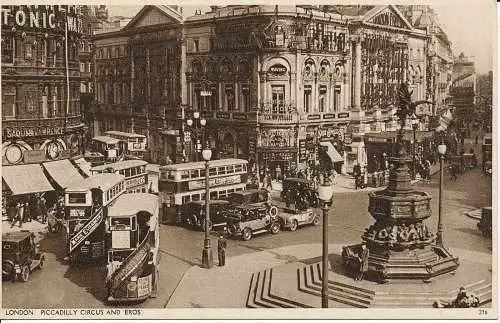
left=2, top=231, right=44, bottom=282
left=180, top=200, right=231, bottom=231
left=278, top=208, right=320, bottom=231
left=226, top=189, right=278, bottom=217
left=226, top=204, right=280, bottom=241
left=477, top=206, right=492, bottom=236
left=280, top=178, right=319, bottom=211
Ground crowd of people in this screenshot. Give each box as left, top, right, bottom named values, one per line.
left=5, top=193, right=65, bottom=232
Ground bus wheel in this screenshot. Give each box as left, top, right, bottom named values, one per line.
left=242, top=228, right=252, bottom=241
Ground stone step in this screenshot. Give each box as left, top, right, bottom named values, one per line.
left=301, top=266, right=370, bottom=308
left=260, top=269, right=297, bottom=308
left=310, top=264, right=374, bottom=304
left=247, top=271, right=275, bottom=308
left=245, top=273, right=260, bottom=308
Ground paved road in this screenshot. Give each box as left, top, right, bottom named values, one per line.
left=2, top=167, right=491, bottom=308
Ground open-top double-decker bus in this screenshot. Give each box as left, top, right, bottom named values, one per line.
left=105, top=193, right=159, bottom=302
left=104, top=131, right=147, bottom=160
left=91, top=159, right=149, bottom=193
left=64, top=173, right=126, bottom=264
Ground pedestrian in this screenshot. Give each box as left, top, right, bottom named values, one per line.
left=217, top=233, right=227, bottom=266
left=23, top=202, right=31, bottom=222
left=11, top=202, right=23, bottom=228
left=38, top=195, right=47, bottom=224
left=356, top=243, right=369, bottom=281
left=264, top=174, right=272, bottom=190
left=276, top=165, right=282, bottom=182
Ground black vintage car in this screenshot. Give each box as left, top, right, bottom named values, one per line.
left=280, top=178, right=319, bottom=211
left=226, top=189, right=278, bottom=217
left=226, top=204, right=280, bottom=241
left=180, top=200, right=231, bottom=231
left=2, top=231, right=44, bottom=282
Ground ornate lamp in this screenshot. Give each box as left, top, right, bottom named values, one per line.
left=317, top=180, right=333, bottom=308
left=201, top=145, right=213, bottom=269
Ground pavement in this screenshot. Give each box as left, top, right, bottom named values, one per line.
left=166, top=242, right=492, bottom=308
left=2, top=218, right=49, bottom=237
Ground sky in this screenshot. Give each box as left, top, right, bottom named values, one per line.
left=108, top=4, right=494, bottom=74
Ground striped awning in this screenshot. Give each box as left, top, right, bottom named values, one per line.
left=2, top=164, right=54, bottom=196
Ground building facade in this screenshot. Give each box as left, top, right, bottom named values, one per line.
left=91, top=5, right=184, bottom=164
left=1, top=5, right=86, bottom=167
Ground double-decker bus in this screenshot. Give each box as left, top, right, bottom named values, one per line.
left=64, top=173, right=126, bottom=264
left=105, top=193, right=159, bottom=302
left=91, top=136, right=120, bottom=162
left=104, top=131, right=147, bottom=160
left=159, top=158, right=249, bottom=224
left=91, top=160, right=148, bottom=193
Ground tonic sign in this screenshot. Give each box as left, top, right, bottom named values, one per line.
left=1, top=5, right=83, bottom=33
left=69, top=209, right=103, bottom=253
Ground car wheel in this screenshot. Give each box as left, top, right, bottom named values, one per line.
left=20, top=265, right=30, bottom=282
left=242, top=228, right=252, bottom=241
left=312, top=216, right=320, bottom=226
left=270, top=222, right=280, bottom=234
left=289, top=220, right=298, bottom=231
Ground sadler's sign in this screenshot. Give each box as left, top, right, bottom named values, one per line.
left=188, top=174, right=241, bottom=190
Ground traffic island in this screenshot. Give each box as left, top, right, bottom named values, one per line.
left=245, top=249, right=492, bottom=308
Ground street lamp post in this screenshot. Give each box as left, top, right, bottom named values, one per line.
left=436, top=141, right=447, bottom=246
left=201, top=146, right=213, bottom=269
left=186, top=111, right=207, bottom=162
left=411, top=118, right=419, bottom=180
left=317, top=181, right=333, bottom=308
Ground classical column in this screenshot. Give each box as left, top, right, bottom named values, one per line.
left=354, top=38, right=362, bottom=110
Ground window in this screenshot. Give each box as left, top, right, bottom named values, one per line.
left=210, top=191, right=218, bottom=199
left=219, top=190, right=227, bottom=199
left=209, top=84, right=218, bottom=111
left=190, top=170, right=199, bottom=178
left=68, top=193, right=86, bottom=204
left=227, top=166, right=234, bottom=174
left=234, top=165, right=242, bottom=172
left=318, top=85, right=327, bottom=112
left=334, top=86, right=341, bottom=111
left=209, top=167, right=217, bottom=176
left=25, top=91, right=37, bottom=112
left=239, top=83, right=249, bottom=112
left=200, top=169, right=206, bottom=177
left=2, top=35, right=14, bottom=64
left=182, top=195, right=190, bottom=204
left=131, top=167, right=137, bottom=176
left=181, top=171, right=189, bottom=179
left=193, top=84, right=201, bottom=111
left=304, top=85, right=312, bottom=113
left=225, top=84, right=235, bottom=111
left=125, top=168, right=131, bottom=177
left=217, top=167, right=226, bottom=175
left=80, top=62, right=85, bottom=72
left=24, top=40, right=34, bottom=60
left=194, top=39, right=199, bottom=52
left=271, top=85, right=285, bottom=113
left=2, top=86, right=16, bottom=118
left=192, top=194, right=200, bottom=201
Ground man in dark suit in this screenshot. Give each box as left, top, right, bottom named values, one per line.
left=356, top=243, right=370, bottom=281
left=218, top=233, right=227, bottom=266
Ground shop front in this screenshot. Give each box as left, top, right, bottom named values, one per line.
left=257, top=147, right=298, bottom=180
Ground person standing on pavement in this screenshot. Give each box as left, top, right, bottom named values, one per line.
left=11, top=202, right=23, bottom=228
left=217, top=233, right=227, bottom=266
left=23, top=202, right=31, bottom=223
left=356, top=243, right=369, bottom=281
left=276, top=165, right=282, bottom=182
left=39, top=195, right=47, bottom=223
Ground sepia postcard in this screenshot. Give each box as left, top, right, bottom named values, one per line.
left=0, top=0, right=496, bottom=320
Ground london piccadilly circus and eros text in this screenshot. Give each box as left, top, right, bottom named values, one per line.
left=1, top=5, right=83, bottom=34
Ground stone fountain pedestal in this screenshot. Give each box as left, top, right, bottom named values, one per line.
left=343, top=145, right=459, bottom=283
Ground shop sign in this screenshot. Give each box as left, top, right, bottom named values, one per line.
left=323, top=113, right=336, bottom=119
left=188, top=174, right=241, bottom=190
left=337, top=112, right=350, bottom=118
left=365, top=137, right=391, bottom=143
left=260, top=151, right=295, bottom=161
left=4, top=126, right=64, bottom=139
left=1, top=6, right=83, bottom=34
left=318, top=128, right=343, bottom=140
left=216, top=111, right=230, bottom=119
left=23, top=150, right=46, bottom=164
left=307, top=114, right=321, bottom=120
left=248, top=138, right=256, bottom=157
left=126, top=175, right=146, bottom=188
left=299, top=139, right=307, bottom=163
left=269, top=64, right=287, bottom=76
left=232, top=113, right=247, bottom=120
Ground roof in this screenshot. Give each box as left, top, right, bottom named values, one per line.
left=2, top=231, right=33, bottom=242
left=2, top=164, right=54, bottom=195
left=326, top=5, right=375, bottom=17
left=92, top=136, right=120, bottom=145
left=65, top=173, right=125, bottom=192
left=91, top=159, right=148, bottom=172
left=42, top=159, right=84, bottom=189
left=73, top=157, right=93, bottom=177
left=186, top=200, right=230, bottom=206
left=105, top=131, right=146, bottom=139
left=107, top=193, right=159, bottom=217
left=160, top=158, right=248, bottom=171
left=123, top=5, right=183, bottom=30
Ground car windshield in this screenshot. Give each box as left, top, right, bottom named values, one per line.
left=2, top=241, right=18, bottom=253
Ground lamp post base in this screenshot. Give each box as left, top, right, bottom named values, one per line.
left=202, top=239, right=213, bottom=269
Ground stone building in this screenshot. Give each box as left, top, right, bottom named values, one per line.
left=91, top=5, right=184, bottom=164
left=1, top=5, right=87, bottom=196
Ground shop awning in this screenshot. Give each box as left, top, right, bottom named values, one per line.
left=73, top=157, right=93, bottom=177
left=319, top=141, right=344, bottom=163
left=2, top=164, right=54, bottom=196
left=42, top=159, right=84, bottom=189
